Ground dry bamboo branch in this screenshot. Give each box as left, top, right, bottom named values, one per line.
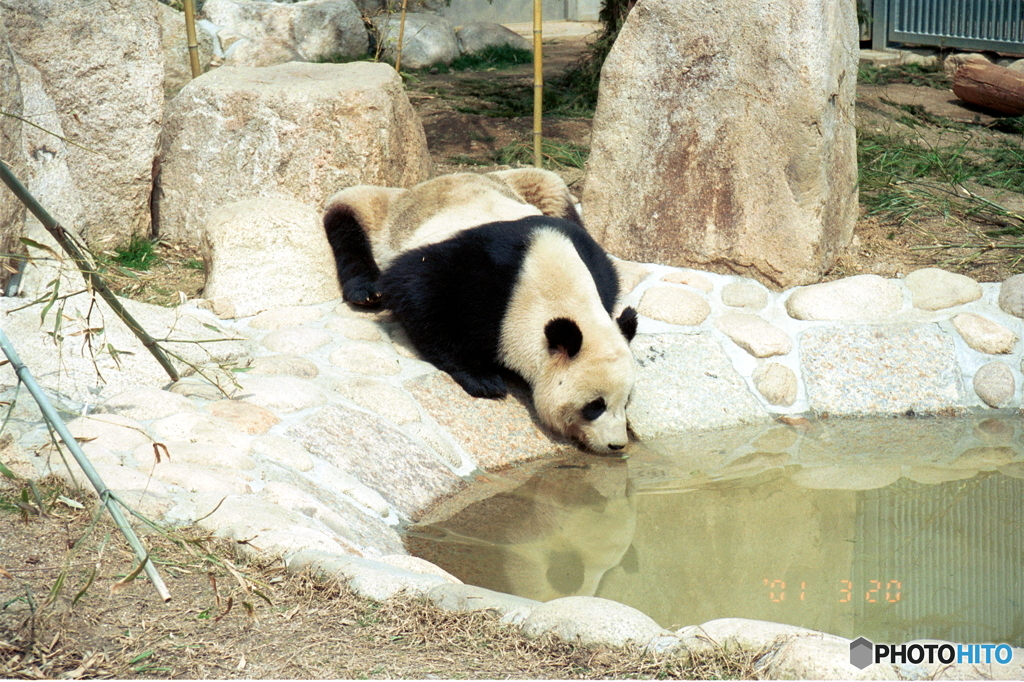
left=183, top=0, right=202, bottom=79
left=395, top=0, right=409, bottom=73
left=0, top=328, right=171, bottom=602
left=0, top=159, right=181, bottom=382
left=532, top=0, right=543, bottom=168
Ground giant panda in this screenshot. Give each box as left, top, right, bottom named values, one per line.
left=322, top=169, right=638, bottom=455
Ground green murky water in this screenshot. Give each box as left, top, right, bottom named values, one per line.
left=406, top=415, right=1024, bottom=646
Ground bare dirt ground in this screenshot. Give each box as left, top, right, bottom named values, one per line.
left=3, top=35, right=1023, bottom=680
left=0, top=478, right=756, bottom=679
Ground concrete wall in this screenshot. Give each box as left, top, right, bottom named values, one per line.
left=440, top=0, right=601, bottom=23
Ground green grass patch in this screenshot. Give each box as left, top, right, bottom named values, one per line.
left=882, top=99, right=967, bottom=131
left=450, top=78, right=595, bottom=119
left=448, top=44, right=533, bottom=72
left=858, top=62, right=952, bottom=89
left=446, top=155, right=491, bottom=166
left=109, top=235, right=159, bottom=271
left=494, top=139, right=589, bottom=170
left=858, top=128, right=1024, bottom=232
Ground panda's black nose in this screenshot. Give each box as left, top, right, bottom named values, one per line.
left=608, top=443, right=625, bottom=451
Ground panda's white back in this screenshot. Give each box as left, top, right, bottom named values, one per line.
left=384, top=173, right=542, bottom=255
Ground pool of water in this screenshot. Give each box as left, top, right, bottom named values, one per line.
left=405, top=415, right=1024, bottom=647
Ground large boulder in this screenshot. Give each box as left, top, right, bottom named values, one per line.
left=0, top=0, right=163, bottom=249
left=0, top=16, right=25, bottom=294
left=6, top=55, right=86, bottom=300
left=372, top=13, right=459, bottom=69
left=456, top=22, right=532, bottom=55
left=201, top=0, right=367, bottom=68
left=155, top=61, right=431, bottom=245
left=201, top=196, right=342, bottom=318
left=582, top=0, right=859, bottom=289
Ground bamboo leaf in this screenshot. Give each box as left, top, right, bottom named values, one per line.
left=110, top=555, right=149, bottom=595
left=18, top=237, right=64, bottom=262
left=56, top=495, right=85, bottom=509
left=128, top=650, right=154, bottom=665
left=72, top=566, right=97, bottom=606
left=214, top=595, right=233, bottom=622
left=0, top=460, right=18, bottom=480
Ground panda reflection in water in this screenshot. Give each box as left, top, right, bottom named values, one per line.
left=322, top=169, right=637, bottom=455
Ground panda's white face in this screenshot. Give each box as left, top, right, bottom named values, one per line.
left=533, top=341, right=636, bottom=455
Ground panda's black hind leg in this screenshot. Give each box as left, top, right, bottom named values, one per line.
left=323, top=204, right=382, bottom=307
left=342, top=276, right=382, bottom=308
left=447, top=369, right=508, bottom=399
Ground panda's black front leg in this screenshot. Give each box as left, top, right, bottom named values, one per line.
left=447, top=368, right=508, bottom=399
left=323, top=204, right=382, bottom=307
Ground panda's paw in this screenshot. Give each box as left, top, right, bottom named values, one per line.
left=449, top=371, right=508, bottom=399
left=343, top=277, right=382, bottom=308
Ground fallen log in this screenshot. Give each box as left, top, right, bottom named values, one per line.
left=952, top=60, right=1024, bottom=116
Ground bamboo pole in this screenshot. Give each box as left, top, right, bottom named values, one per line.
left=0, top=159, right=181, bottom=383
left=183, top=0, right=202, bottom=79
left=394, top=0, right=409, bottom=73
left=532, top=0, right=543, bottom=168
left=0, top=328, right=172, bottom=603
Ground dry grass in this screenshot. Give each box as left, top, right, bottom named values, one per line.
left=0, top=478, right=762, bottom=679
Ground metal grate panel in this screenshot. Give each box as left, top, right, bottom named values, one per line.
left=874, top=0, right=1024, bottom=53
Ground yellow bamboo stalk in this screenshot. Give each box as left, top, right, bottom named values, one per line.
left=183, top=0, right=201, bottom=79
left=533, top=0, right=543, bottom=168
left=395, top=0, right=409, bottom=73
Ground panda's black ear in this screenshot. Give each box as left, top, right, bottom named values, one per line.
left=616, top=306, right=638, bottom=342
left=545, top=318, right=583, bottom=359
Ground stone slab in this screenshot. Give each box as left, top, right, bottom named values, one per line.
left=800, top=325, right=965, bottom=416
left=627, top=333, right=769, bottom=440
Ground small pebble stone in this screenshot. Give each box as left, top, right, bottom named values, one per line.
left=134, top=441, right=256, bottom=471
left=236, top=375, right=328, bottom=413
left=661, top=270, right=713, bottom=293
left=715, top=314, right=792, bottom=358
left=248, top=306, right=324, bottom=330
left=328, top=341, right=402, bottom=375
left=998, top=273, right=1024, bottom=318
left=721, top=281, right=768, bottom=309
left=169, top=378, right=237, bottom=401
left=905, top=267, right=982, bottom=311
left=142, top=462, right=253, bottom=494
left=247, top=354, right=320, bottom=378
left=262, top=327, right=332, bottom=354
left=333, top=377, right=421, bottom=424
left=752, top=363, right=798, bottom=406
left=972, top=361, right=1016, bottom=408
left=208, top=399, right=281, bottom=435
left=251, top=434, right=315, bottom=472
left=612, top=259, right=652, bottom=294
left=149, top=412, right=251, bottom=450
left=65, top=414, right=151, bottom=452
left=637, top=286, right=710, bottom=326
left=785, top=274, right=902, bottom=321
left=95, top=387, right=197, bottom=420
left=951, top=313, right=1018, bottom=354
left=324, top=316, right=384, bottom=341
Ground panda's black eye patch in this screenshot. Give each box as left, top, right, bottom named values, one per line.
left=581, top=397, right=606, bottom=422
